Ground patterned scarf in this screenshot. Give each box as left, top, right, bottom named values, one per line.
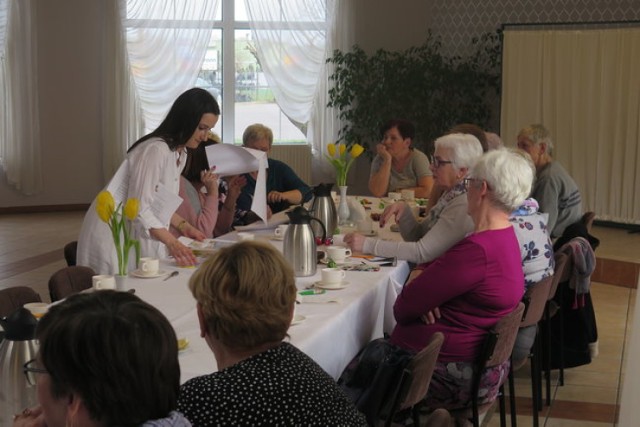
left=423, top=182, right=467, bottom=231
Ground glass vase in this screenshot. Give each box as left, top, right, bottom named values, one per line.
left=338, top=185, right=351, bottom=226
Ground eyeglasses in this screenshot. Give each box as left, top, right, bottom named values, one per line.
left=23, top=359, right=48, bottom=386
left=432, top=158, right=453, bottom=168
left=463, top=177, right=483, bottom=190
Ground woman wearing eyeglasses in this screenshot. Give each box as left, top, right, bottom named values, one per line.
left=391, top=148, right=532, bottom=411
left=368, top=119, right=434, bottom=198
left=345, top=133, right=483, bottom=264
left=14, top=291, right=190, bottom=427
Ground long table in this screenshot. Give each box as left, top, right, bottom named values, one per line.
left=126, top=224, right=410, bottom=383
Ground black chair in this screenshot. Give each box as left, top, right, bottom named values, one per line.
left=64, top=241, right=78, bottom=266
left=451, top=303, right=526, bottom=427
left=48, top=266, right=95, bottom=302
left=381, top=332, right=444, bottom=427
left=507, top=275, right=554, bottom=427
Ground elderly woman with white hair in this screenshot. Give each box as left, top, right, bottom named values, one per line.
left=345, top=133, right=483, bottom=264
left=391, top=148, right=533, bottom=410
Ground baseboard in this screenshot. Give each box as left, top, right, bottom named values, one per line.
left=0, top=204, right=90, bottom=214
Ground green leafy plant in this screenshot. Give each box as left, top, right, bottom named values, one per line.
left=327, top=30, right=501, bottom=157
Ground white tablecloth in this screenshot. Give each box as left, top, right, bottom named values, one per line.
left=126, top=223, right=410, bottom=383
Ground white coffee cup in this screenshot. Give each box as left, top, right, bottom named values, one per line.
left=388, top=191, right=401, bottom=201
left=139, top=257, right=160, bottom=276
left=274, top=224, right=289, bottom=237
left=401, top=189, right=415, bottom=201
left=321, top=268, right=346, bottom=286
left=326, top=246, right=352, bottom=263
left=24, top=302, right=49, bottom=319
left=92, top=274, right=116, bottom=290
left=237, top=232, right=255, bottom=241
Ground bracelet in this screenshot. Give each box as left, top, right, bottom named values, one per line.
left=177, top=220, right=187, bottom=231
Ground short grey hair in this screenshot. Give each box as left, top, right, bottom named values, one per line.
left=471, top=148, right=535, bottom=212
left=242, top=123, right=273, bottom=147
left=434, top=133, right=484, bottom=172
left=518, top=124, right=554, bottom=155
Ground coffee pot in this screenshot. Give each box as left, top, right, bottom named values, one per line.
left=310, top=183, right=337, bottom=238
left=283, top=206, right=327, bottom=277
left=0, top=307, right=39, bottom=424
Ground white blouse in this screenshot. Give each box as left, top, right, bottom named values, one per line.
left=77, top=138, right=186, bottom=275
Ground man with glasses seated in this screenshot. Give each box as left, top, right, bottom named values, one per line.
left=346, top=133, right=483, bottom=264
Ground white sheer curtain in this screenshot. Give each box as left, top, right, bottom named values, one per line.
left=244, top=0, right=354, bottom=184
left=501, top=27, right=640, bottom=225
left=0, top=0, right=42, bottom=195
left=104, top=0, right=218, bottom=180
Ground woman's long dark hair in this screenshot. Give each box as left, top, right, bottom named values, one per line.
left=128, top=88, right=220, bottom=153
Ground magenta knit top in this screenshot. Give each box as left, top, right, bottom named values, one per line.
left=390, top=227, right=524, bottom=363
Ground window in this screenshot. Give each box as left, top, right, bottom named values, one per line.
left=121, top=0, right=331, bottom=149
left=201, top=0, right=311, bottom=145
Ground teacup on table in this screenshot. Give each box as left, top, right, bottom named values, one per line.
left=92, top=274, right=116, bottom=290
left=325, top=246, right=352, bottom=263
left=320, top=268, right=346, bottom=288
left=274, top=224, right=289, bottom=237
left=139, top=257, right=160, bottom=276
left=24, top=302, right=49, bottom=319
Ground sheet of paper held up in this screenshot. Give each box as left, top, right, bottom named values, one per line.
left=205, top=144, right=268, bottom=223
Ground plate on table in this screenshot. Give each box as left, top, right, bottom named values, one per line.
left=360, top=230, right=378, bottom=237
left=131, top=269, right=170, bottom=279
left=320, top=257, right=357, bottom=266
left=291, top=314, right=306, bottom=325
left=270, top=235, right=285, bottom=241
left=313, top=280, right=349, bottom=290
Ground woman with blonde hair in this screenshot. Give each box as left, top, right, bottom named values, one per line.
left=178, top=241, right=365, bottom=425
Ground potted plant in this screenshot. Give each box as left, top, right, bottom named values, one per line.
left=326, top=30, right=501, bottom=157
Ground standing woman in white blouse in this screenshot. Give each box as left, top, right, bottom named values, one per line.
left=78, top=88, right=220, bottom=274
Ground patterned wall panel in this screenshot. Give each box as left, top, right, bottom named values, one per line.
left=430, top=0, right=640, bottom=55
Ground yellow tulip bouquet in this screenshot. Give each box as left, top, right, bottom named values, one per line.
left=95, top=191, right=141, bottom=276
left=325, top=142, right=365, bottom=187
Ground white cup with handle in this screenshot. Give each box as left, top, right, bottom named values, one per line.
left=325, top=246, right=352, bottom=263
left=274, top=224, right=289, bottom=237
left=139, top=257, right=160, bottom=276
left=92, top=274, right=116, bottom=290
left=321, top=268, right=346, bottom=287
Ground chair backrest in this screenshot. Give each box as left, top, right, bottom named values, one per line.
left=521, top=275, right=554, bottom=328
left=382, top=333, right=444, bottom=427
left=549, top=251, right=571, bottom=301
left=400, top=332, right=444, bottom=410
left=0, top=286, right=42, bottom=318
left=48, top=266, right=95, bottom=302
left=467, top=303, right=525, bottom=426
left=64, top=241, right=78, bottom=266
left=483, top=303, right=526, bottom=369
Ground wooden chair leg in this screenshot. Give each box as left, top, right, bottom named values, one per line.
left=508, top=362, right=517, bottom=427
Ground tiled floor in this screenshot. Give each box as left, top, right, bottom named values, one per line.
left=1, top=213, right=638, bottom=426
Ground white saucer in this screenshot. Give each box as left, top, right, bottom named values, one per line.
left=270, top=235, right=285, bottom=241
left=131, top=269, right=169, bottom=279
left=291, top=314, right=306, bottom=325
left=313, top=280, right=349, bottom=290
left=320, top=258, right=356, bottom=266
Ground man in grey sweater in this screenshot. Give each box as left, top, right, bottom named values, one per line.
left=517, top=124, right=582, bottom=239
